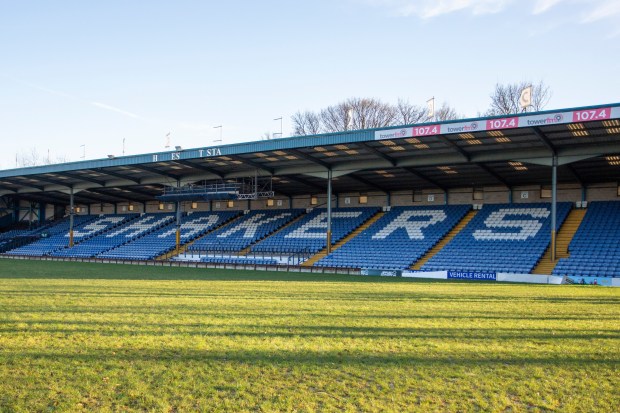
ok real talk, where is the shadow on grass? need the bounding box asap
[5,307,620,321]
[5,347,619,367]
[1,320,619,341]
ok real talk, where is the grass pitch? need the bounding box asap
[0,259,618,412]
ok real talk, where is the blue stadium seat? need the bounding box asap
[97,211,239,260]
[251,207,380,255]
[188,209,305,253]
[316,205,470,269]
[421,202,572,274]
[553,201,620,278]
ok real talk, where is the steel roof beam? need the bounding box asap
[286,149,331,169]
[439,137,471,161]
[55,171,106,186]
[280,176,325,192]
[229,155,274,175]
[133,165,180,180]
[475,163,511,188]
[85,188,146,203]
[401,167,446,191]
[96,169,141,184]
[358,143,397,167]
[565,164,585,186]
[347,173,390,193]
[174,160,223,179]
[531,127,557,155]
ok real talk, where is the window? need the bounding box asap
[541,188,552,199]
[75,207,81,213]
[158,203,164,210]
[128,204,134,211]
[191,202,198,209]
[473,190,484,201]
[311,197,318,205]
[266,199,274,207]
[227,200,234,208]
[359,195,368,204]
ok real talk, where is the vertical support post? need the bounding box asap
[551,155,558,262]
[39,203,46,225]
[176,181,182,254]
[326,169,333,254]
[386,192,391,207]
[444,190,449,205]
[87,204,91,215]
[69,187,74,247]
[581,186,587,203]
[12,198,19,224]
[508,188,513,204]
[28,203,33,229]
[114,203,118,214]
[288,196,293,209]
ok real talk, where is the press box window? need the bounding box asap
[359,195,368,204]
[541,188,552,199]
[311,197,318,205]
[473,190,484,201]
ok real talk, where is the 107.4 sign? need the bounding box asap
[572,108,611,122]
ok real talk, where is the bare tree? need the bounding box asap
[395,99,428,125]
[291,111,322,136]
[347,97,396,130]
[435,102,461,121]
[291,97,464,135]
[16,147,67,167]
[486,80,551,115]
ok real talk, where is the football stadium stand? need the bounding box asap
[188,209,305,253]
[553,201,620,277]
[421,203,572,274]
[316,205,470,269]
[1,103,619,278]
[96,211,239,260]
[251,207,380,255]
[6,215,99,256]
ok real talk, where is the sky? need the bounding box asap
[0,0,619,170]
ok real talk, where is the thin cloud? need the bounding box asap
[357,0,619,23]
[581,0,620,23]
[90,102,145,120]
[1,73,149,122]
[532,0,566,14]
[361,0,513,18]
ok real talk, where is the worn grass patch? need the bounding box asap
[0,259,618,412]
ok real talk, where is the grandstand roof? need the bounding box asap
[1,103,619,205]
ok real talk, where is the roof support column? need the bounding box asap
[39,202,46,225]
[176,181,182,255]
[551,155,558,262]
[69,187,75,247]
[326,169,333,255]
